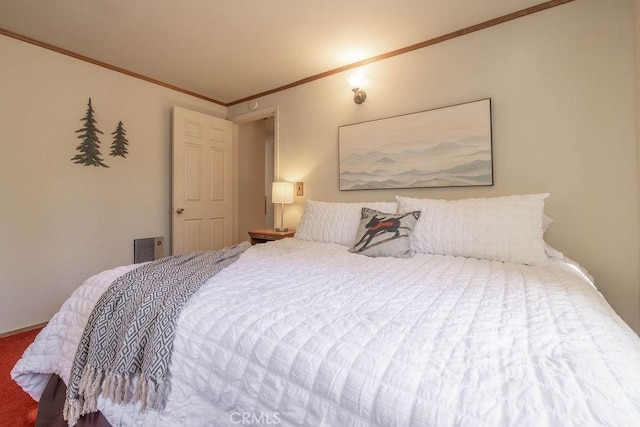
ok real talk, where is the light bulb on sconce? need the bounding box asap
[347,73,367,104]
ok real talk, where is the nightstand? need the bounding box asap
[248,229,295,245]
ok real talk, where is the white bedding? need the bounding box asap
[12,238,640,426]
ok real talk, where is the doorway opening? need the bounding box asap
[232,107,279,243]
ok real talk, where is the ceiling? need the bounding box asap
[0,0,559,106]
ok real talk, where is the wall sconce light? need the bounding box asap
[347,73,367,105]
[352,87,367,104]
[272,181,294,232]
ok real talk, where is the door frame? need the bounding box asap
[230,105,281,240]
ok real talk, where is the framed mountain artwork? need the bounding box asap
[339,98,493,190]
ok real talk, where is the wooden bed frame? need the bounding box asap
[36,374,110,427]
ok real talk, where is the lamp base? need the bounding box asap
[275,227,289,232]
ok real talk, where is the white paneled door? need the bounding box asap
[172,107,234,255]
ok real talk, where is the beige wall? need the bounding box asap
[0,35,225,333]
[229,0,640,332]
[633,0,640,331]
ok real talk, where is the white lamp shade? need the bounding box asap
[272,181,294,204]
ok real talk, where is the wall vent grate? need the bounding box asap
[134,237,164,263]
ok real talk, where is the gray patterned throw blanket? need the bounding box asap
[63,242,251,426]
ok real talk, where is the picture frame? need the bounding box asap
[338,98,493,190]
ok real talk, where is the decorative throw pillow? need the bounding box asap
[349,208,421,258]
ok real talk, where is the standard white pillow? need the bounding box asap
[396,194,549,265]
[295,200,398,246]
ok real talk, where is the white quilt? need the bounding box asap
[12,239,640,426]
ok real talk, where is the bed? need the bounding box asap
[12,195,640,426]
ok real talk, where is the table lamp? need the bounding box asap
[271,181,294,232]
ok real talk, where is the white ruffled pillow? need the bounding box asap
[396,194,549,264]
[295,200,397,246]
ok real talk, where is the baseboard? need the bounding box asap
[0,322,48,339]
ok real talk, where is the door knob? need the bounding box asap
[176,208,185,214]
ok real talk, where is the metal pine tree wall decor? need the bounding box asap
[71,98,109,168]
[110,121,129,158]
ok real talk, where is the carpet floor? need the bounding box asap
[0,328,42,427]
